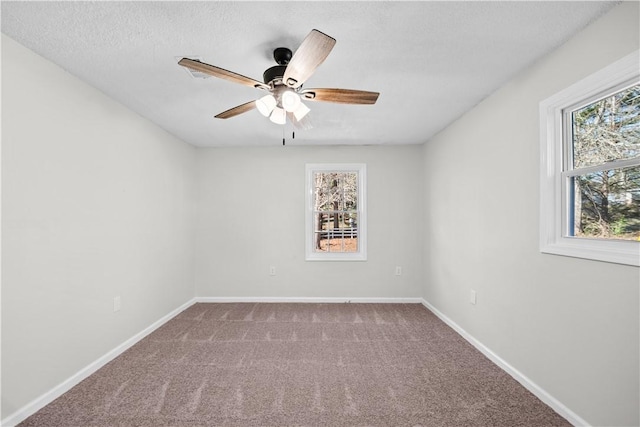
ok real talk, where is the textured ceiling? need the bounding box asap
[1,1,616,147]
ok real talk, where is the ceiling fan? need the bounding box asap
[178,29,379,127]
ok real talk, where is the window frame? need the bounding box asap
[305,163,367,261]
[539,50,640,266]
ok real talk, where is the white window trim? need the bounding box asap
[539,50,640,266]
[305,163,367,261]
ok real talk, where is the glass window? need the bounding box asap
[306,164,366,261]
[539,51,640,266]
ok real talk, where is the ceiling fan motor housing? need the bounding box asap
[263,65,287,85]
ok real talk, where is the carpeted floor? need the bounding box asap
[19,303,570,426]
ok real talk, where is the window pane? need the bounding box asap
[570,165,640,240]
[313,172,358,211]
[312,211,359,253]
[571,84,640,169]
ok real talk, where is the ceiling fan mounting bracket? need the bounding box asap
[273,47,292,65]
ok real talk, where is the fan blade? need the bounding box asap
[215,101,257,119]
[283,29,336,88]
[300,88,379,105]
[179,58,268,90]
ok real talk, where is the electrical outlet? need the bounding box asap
[470,290,477,305]
[395,266,402,276]
[269,266,276,276]
[113,296,121,312]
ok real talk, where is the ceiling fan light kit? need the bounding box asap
[256,94,277,117]
[281,90,301,112]
[292,102,311,121]
[178,29,379,127]
[269,107,287,125]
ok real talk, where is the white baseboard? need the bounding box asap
[195,296,424,304]
[420,299,589,427]
[1,298,197,427]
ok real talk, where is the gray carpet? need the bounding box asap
[19,303,570,426]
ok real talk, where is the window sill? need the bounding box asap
[541,237,639,266]
[305,252,367,262]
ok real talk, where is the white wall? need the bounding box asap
[195,145,423,299]
[1,34,196,417]
[422,3,639,426]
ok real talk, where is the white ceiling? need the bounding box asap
[1,1,616,147]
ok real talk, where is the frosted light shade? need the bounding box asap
[256,94,277,117]
[293,102,310,121]
[281,90,301,112]
[269,107,286,125]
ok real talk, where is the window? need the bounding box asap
[305,164,367,261]
[540,51,640,266]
